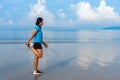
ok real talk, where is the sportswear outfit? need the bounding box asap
[33,25,43,49]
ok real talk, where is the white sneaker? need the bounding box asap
[28,43,33,47]
[33,70,42,75]
[30,43,33,46]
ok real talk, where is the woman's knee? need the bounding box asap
[36,49,43,58]
[34,54,42,59]
[37,53,43,58]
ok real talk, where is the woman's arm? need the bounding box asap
[26,30,37,47]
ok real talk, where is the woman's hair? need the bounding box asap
[36,17,43,25]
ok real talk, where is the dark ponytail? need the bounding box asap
[36,17,43,26]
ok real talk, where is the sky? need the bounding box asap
[0,0,120,29]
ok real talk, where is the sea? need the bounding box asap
[0,28,120,43]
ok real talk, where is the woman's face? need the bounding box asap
[39,21,43,26]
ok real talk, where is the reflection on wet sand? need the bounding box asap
[0,43,120,80]
[76,43,115,69]
[34,74,42,80]
[41,43,116,70]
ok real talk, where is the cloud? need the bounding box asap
[71,0,120,25]
[1,0,119,27]
[8,20,14,25]
[0,19,14,26]
[0,4,14,26]
[26,0,120,27]
[57,9,66,19]
[27,0,75,27]
[27,0,56,26]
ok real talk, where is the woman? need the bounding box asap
[26,17,48,75]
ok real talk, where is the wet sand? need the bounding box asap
[0,42,120,80]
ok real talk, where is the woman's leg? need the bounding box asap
[34,49,43,72]
[34,55,39,72]
[29,44,43,73]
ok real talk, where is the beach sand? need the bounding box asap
[0,42,120,80]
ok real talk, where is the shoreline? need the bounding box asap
[0,41,120,44]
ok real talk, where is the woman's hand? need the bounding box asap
[26,41,30,47]
[43,42,48,48]
[44,43,48,48]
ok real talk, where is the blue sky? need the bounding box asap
[0,0,120,29]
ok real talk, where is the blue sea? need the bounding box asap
[0,29,120,43]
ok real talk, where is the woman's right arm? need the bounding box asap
[26,30,37,47]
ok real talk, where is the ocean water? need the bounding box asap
[0,29,120,43]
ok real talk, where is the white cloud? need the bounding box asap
[8,20,14,25]
[57,9,66,19]
[27,0,56,26]
[2,0,119,27]
[71,0,120,25]
[12,0,120,27]
[0,19,14,26]
[27,0,75,27]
